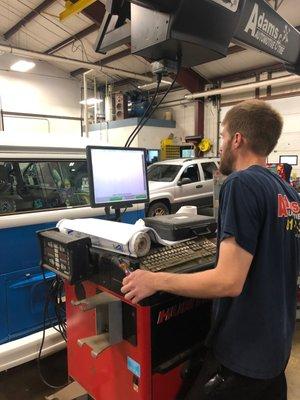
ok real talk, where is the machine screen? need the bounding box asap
[180,147,195,158]
[146,149,160,164]
[87,146,149,207]
[279,155,298,165]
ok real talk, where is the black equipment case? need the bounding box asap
[144,213,216,241]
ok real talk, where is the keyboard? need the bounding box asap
[139,237,216,273]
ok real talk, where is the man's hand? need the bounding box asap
[121,270,157,304]
[121,237,253,302]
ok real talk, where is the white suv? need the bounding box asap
[146,158,219,216]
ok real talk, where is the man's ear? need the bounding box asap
[233,132,243,149]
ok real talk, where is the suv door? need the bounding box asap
[173,163,203,210]
[198,161,218,207]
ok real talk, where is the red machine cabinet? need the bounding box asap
[65,281,211,400]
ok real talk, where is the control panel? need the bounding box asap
[38,229,92,284]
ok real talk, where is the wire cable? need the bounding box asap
[124,73,162,147]
[124,75,162,147]
[11,0,96,62]
[37,269,68,389]
[116,207,128,222]
[126,61,181,147]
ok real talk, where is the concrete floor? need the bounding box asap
[0,322,299,400]
[0,350,68,400]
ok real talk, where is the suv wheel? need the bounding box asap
[147,201,170,217]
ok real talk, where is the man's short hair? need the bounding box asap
[223,99,283,156]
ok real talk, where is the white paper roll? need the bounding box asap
[176,206,197,216]
[129,231,151,257]
[56,218,153,257]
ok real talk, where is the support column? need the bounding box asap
[176,68,206,137]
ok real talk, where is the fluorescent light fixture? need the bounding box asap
[10,60,36,72]
[138,79,172,90]
[79,97,103,106]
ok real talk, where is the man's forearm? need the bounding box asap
[122,237,251,302]
[154,268,239,298]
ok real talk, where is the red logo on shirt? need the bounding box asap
[278,194,300,217]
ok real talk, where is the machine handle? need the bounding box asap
[196,184,203,188]
[71,291,119,311]
[154,346,198,374]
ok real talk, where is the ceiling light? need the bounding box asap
[138,80,172,90]
[79,97,103,106]
[10,60,36,72]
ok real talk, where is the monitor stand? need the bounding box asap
[104,204,133,222]
[113,207,121,222]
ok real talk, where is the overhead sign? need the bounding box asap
[244,2,290,56]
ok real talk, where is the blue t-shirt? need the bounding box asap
[211,165,300,379]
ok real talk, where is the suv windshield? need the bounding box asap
[147,164,181,182]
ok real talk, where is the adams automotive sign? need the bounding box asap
[244,2,290,55]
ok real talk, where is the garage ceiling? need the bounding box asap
[0,0,299,87]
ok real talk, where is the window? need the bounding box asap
[180,164,199,183]
[0,160,89,215]
[147,164,181,182]
[201,162,217,180]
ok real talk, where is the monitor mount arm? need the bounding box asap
[95,0,300,75]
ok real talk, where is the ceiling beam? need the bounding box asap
[44,2,106,56]
[45,23,99,54]
[94,47,132,65]
[213,62,285,83]
[4,0,55,40]
[227,44,247,55]
[176,67,207,92]
[175,67,207,138]
[71,48,132,77]
[81,1,106,25]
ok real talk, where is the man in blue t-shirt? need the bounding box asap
[121,99,300,399]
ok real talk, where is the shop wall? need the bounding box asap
[0,54,81,137]
[221,95,300,177]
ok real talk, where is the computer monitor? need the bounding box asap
[279,155,298,165]
[86,146,149,208]
[146,149,160,164]
[180,146,195,158]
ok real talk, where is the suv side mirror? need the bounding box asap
[177,177,192,186]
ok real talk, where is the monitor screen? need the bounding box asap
[279,155,298,165]
[147,149,160,164]
[181,147,195,158]
[87,146,149,207]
